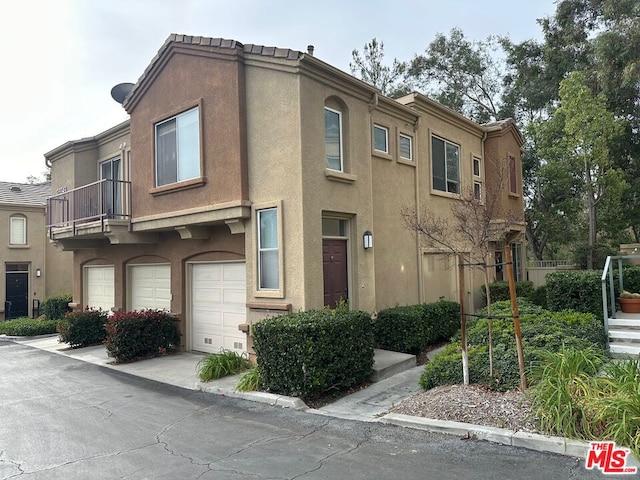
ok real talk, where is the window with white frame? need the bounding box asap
[324,107,343,171]
[431,135,460,194]
[473,156,482,200]
[10,215,26,245]
[155,107,200,187]
[257,208,279,290]
[373,125,388,154]
[399,134,413,161]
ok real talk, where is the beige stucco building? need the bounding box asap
[0,182,72,320]
[45,34,525,354]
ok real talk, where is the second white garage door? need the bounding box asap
[191,262,246,354]
[129,264,172,311]
[85,266,115,312]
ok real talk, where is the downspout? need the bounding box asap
[474,130,488,313]
[414,116,424,303]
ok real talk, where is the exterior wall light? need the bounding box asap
[36,268,41,277]
[363,230,373,249]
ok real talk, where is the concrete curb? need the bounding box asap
[380,413,590,459]
[0,333,58,342]
[196,381,309,411]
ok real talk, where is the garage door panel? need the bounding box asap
[85,266,115,312]
[222,264,245,282]
[223,288,245,306]
[130,265,171,311]
[191,263,246,354]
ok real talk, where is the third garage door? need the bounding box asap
[191,262,246,354]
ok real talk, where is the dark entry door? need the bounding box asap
[323,239,348,308]
[6,272,28,319]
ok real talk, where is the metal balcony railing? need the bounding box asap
[46,179,131,237]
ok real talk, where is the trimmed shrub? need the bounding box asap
[420,300,606,391]
[529,285,548,309]
[57,309,108,348]
[41,293,73,320]
[479,280,535,304]
[0,318,58,336]
[252,309,374,400]
[546,266,640,317]
[374,300,460,354]
[104,310,180,363]
[545,270,602,317]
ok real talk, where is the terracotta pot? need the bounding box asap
[618,297,640,313]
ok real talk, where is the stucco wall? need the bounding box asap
[0,206,46,319]
[127,45,248,220]
[72,226,244,349]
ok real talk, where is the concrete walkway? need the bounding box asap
[2,333,603,462]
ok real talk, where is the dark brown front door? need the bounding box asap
[323,239,348,308]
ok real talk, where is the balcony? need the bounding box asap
[46,179,147,249]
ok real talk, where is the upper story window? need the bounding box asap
[373,125,388,154]
[432,135,460,194]
[508,155,518,195]
[324,107,343,172]
[399,134,413,161]
[155,107,200,187]
[473,156,483,200]
[10,215,26,245]
[257,208,279,290]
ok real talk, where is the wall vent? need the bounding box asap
[233,342,243,350]
[204,337,212,345]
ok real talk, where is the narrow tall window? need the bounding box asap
[258,208,279,290]
[399,134,413,161]
[324,107,343,171]
[431,136,460,194]
[10,216,26,245]
[373,125,388,154]
[511,242,523,281]
[509,155,518,194]
[473,156,482,200]
[155,107,200,187]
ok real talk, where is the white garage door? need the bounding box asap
[129,264,171,311]
[191,262,246,354]
[85,266,115,312]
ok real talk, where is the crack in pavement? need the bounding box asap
[289,424,373,480]
[0,448,25,478]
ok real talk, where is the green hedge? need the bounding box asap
[546,266,640,317]
[252,309,374,400]
[0,318,58,336]
[528,285,548,309]
[104,310,180,363]
[374,300,460,354]
[420,300,606,391]
[41,293,73,320]
[57,309,108,348]
[479,281,535,304]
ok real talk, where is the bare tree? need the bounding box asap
[401,158,524,385]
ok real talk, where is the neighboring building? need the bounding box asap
[45,34,525,354]
[0,182,72,320]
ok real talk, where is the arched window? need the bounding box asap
[9,215,26,245]
[324,97,349,173]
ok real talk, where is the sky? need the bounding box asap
[0,0,558,184]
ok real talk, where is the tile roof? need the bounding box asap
[0,182,51,207]
[124,34,304,108]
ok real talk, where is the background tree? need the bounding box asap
[349,38,408,97]
[407,28,504,123]
[532,71,626,269]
